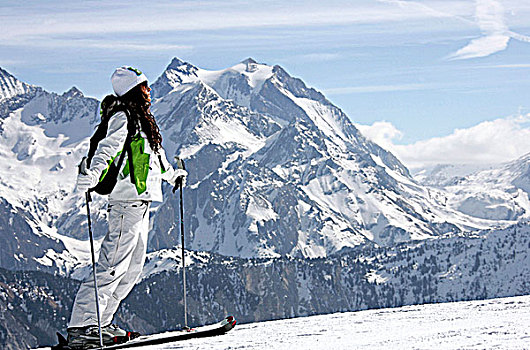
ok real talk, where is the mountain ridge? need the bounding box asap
[0,58,521,271]
[0,67,38,102]
[146,57,504,257]
[0,59,528,350]
[418,153,530,221]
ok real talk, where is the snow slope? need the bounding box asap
[413,163,498,187]
[0,67,37,102]
[0,77,102,272]
[148,57,509,258]
[151,58,273,108]
[417,154,530,221]
[165,296,530,349]
[34,295,530,349]
[0,58,523,272]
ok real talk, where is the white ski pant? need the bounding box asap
[69,200,150,328]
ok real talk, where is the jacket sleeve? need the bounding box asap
[89,111,129,178]
[158,147,177,183]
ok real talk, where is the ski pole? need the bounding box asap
[172,158,187,329]
[85,191,104,347]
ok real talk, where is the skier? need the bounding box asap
[67,66,187,349]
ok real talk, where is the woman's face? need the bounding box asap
[140,83,151,103]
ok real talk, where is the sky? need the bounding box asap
[1,0,530,169]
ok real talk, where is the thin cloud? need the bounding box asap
[474,63,530,69]
[508,30,530,43]
[376,0,463,20]
[379,0,530,60]
[10,39,193,52]
[297,53,342,62]
[0,1,460,45]
[81,42,192,52]
[325,83,434,95]
[449,34,510,60]
[449,0,530,60]
[0,59,24,67]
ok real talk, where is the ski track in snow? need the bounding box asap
[88,295,528,350]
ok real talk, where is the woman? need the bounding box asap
[68,66,187,349]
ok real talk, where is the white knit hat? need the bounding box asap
[111,66,148,96]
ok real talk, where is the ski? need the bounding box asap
[49,316,236,350]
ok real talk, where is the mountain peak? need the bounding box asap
[164,57,199,79]
[0,66,12,78]
[0,66,20,85]
[239,58,270,75]
[167,57,186,69]
[241,58,258,65]
[166,57,197,72]
[62,86,83,98]
[150,58,199,98]
[0,67,36,102]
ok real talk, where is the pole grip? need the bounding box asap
[176,157,186,171]
[172,157,186,193]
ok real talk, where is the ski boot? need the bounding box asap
[51,324,140,349]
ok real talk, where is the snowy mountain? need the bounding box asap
[416,154,530,221]
[413,163,497,187]
[0,68,41,118]
[0,70,105,273]
[0,68,38,102]
[1,59,529,350]
[148,57,505,258]
[136,222,530,324]
[0,58,520,274]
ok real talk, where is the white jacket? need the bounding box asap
[89,111,176,202]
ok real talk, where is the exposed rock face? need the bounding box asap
[0,198,65,271]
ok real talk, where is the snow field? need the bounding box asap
[144,295,530,349]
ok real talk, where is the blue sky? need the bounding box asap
[1,0,530,168]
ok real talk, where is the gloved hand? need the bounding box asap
[78,156,88,175]
[76,169,99,193]
[171,169,188,189]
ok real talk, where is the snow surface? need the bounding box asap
[417,154,530,221]
[0,67,35,101]
[157,58,274,108]
[35,295,530,349]
[160,295,529,350]
[145,295,530,350]
[200,60,273,92]
[163,296,530,349]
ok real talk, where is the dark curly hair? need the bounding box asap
[119,82,162,153]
